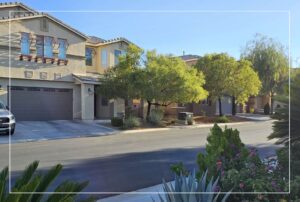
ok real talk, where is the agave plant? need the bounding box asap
[158,170,231,202]
[0,161,95,202]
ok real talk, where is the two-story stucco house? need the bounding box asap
[0,2,132,121]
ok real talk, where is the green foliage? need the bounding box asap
[241,34,289,113]
[98,46,208,118]
[229,59,261,105]
[264,103,270,115]
[195,54,261,116]
[197,124,288,201]
[122,116,141,129]
[197,124,247,175]
[111,117,123,127]
[290,176,300,201]
[195,53,236,102]
[269,69,300,195]
[170,162,189,176]
[0,161,93,202]
[97,44,144,100]
[159,170,231,202]
[142,51,208,106]
[149,109,164,126]
[214,116,229,123]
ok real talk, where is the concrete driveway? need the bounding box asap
[0,120,116,144]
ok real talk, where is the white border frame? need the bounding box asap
[8,9,291,195]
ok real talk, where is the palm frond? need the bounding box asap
[14,161,39,190]
[31,164,63,202]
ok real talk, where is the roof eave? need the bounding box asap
[0,14,88,40]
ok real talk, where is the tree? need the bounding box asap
[97,45,143,101]
[268,68,300,177]
[98,46,208,119]
[241,34,289,114]
[195,53,237,116]
[228,60,261,115]
[140,51,208,118]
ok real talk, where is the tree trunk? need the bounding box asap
[218,97,223,116]
[232,96,236,116]
[146,100,152,121]
[270,92,274,114]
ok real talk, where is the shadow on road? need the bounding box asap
[9,143,280,199]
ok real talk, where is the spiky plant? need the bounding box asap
[0,161,95,202]
[159,170,230,202]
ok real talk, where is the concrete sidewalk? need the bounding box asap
[99,182,166,202]
[236,113,272,121]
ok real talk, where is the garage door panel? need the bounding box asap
[10,86,73,121]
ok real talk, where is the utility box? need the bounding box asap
[178,112,193,123]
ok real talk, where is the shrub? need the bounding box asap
[159,170,231,202]
[197,124,288,201]
[149,109,164,126]
[264,103,270,115]
[197,124,247,175]
[215,116,229,123]
[122,116,141,129]
[0,161,94,202]
[111,117,123,127]
[170,162,189,176]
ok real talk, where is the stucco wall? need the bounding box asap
[95,94,112,119]
[81,83,94,120]
[0,17,86,82]
[87,42,128,74]
[95,95,125,119]
[73,84,81,119]
[0,6,32,18]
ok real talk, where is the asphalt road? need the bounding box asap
[0,121,279,199]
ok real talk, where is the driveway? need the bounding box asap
[0,120,116,144]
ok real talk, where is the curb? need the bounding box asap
[118,120,272,134]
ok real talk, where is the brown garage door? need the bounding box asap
[9,86,73,121]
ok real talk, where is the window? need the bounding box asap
[20,32,30,55]
[101,97,108,106]
[114,49,122,65]
[101,49,107,68]
[86,48,93,66]
[58,39,67,60]
[36,35,53,58]
[44,36,53,58]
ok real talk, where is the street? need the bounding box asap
[0,121,279,199]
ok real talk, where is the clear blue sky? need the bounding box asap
[17,0,300,66]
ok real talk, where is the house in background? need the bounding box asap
[178,54,200,66]
[0,2,134,121]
